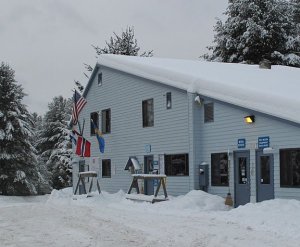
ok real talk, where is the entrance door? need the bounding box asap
[256,150,274,202]
[234,151,250,207]
[144,155,154,195]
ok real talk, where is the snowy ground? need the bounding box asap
[1,189,300,247]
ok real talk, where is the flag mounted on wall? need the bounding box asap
[69,130,77,145]
[91,119,105,153]
[72,90,87,125]
[75,136,91,157]
[69,129,81,145]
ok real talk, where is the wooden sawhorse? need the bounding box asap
[126,174,168,203]
[74,171,101,195]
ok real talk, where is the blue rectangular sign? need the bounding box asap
[237,138,246,149]
[258,136,270,148]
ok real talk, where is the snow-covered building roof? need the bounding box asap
[92,54,300,124]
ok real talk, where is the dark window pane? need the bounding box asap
[102,109,111,134]
[102,159,111,178]
[211,153,228,186]
[204,103,214,123]
[79,160,85,172]
[98,73,102,86]
[239,157,248,184]
[260,156,270,184]
[90,112,99,135]
[280,148,300,187]
[79,161,89,182]
[142,99,154,127]
[164,154,189,176]
[166,92,172,109]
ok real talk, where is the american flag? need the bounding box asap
[72,90,87,125]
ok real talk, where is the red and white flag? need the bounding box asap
[75,136,91,157]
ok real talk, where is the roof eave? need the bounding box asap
[82,62,100,98]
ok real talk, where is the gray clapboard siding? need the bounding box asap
[73,64,300,201]
[73,66,193,196]
[193,97,300,201]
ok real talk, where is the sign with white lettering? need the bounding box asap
[258,136,270,148]
[237,138,246,149]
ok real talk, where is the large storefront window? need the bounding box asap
[280,148,300,187]
[211,153,229,186]
[165,154,189,176]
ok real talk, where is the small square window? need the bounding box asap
[166,92,172,109]
[102,159,111,178]
[204,103,214,123]
[98,73,102,86]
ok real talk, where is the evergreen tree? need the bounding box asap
[0,63,39,195]
[76,26,153,92]
[37,96,72,190]
[204,0,300,67]
[31,113,52,194]
[291,0,300,51]
[92,26,153,57]
[292,0,300,23]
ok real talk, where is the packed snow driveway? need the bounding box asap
[0,189,300,247]
[0,199,145,247]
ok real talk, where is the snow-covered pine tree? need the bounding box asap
[292,0,300,23]
[76,26,153,92]
[93,27,153,57]
[0,62,39,195]
[37,96,72,190]
[31,113,52,194]
[204,0,300,67]
[290,0,300,53]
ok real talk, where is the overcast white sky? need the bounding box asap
[0,0,228,115]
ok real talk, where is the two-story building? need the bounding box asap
[72,54,300,207]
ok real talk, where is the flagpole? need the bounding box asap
[81,118,85,136]
[79,119,84,160]
[73,88,82,134]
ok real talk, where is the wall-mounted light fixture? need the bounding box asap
[194,95,204,106]
[244,115,255,124]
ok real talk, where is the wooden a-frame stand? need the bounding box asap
[74,171,101,195]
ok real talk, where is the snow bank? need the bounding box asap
[227,199,300,239]
[47,188,228,215]
[46,188,300,241]
[48,187,73,200]
[152,190,229,212]
[3,188,300,245]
